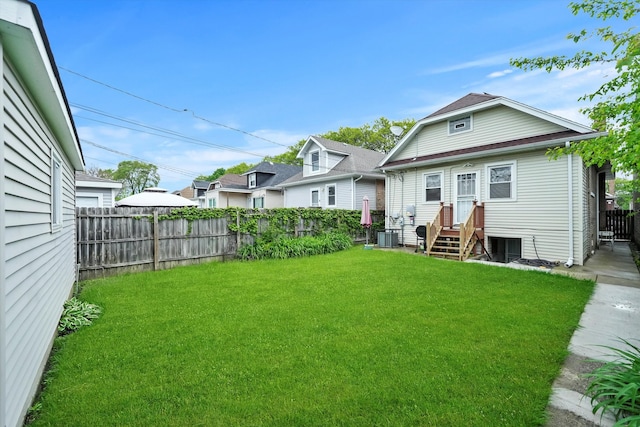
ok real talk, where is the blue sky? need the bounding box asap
[35,0,623,191]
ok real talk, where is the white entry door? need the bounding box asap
[456,172,477,224]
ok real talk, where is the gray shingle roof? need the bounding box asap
[280,137,385,185]
[246,161,302,187]
[75,171,120,184]
[426,93,499,118]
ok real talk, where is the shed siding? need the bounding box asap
[393,106,566,161]
[385,148,589,264]
[3,58,76,427]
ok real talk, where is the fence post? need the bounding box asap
[153,209,159,271]
[236,210,241,249]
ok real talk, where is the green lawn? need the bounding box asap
[32,247,594,426]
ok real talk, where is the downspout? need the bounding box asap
[352,175,363,210]
[565,141,574,268]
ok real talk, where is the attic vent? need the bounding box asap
[448,115,472,135]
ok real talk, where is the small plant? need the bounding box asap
[57,297,102,335]
[585,338,640,426]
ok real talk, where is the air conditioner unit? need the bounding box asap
[378,231,398,248]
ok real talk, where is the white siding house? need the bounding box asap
[75,172,122,207]
[379,93,609,265]
[1,2,84,426]
[280,136,385,211]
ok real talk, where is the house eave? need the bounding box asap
[280,172,385,187]
[76,180,122,189]
[379,131,606,171]
[0,1,84,170]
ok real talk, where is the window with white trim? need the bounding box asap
[51,150,62,230]
[252,196,264,208]
[448,115,472,135]
[208,198,217,208]
[424,172,443,203]
[248,173,257,188]
[326,184,336,207]
[311,151,319,172]
[311,189,319,207]
[487,162,515,200]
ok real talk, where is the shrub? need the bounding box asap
[238,232,352,260]
[585,338,640,426]
[57,297,102,335]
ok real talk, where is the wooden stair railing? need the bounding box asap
[425,201,485,261]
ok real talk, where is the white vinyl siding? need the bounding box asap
[3,58,77,427]
[393,106,567,161]
[354,179,376,210]
[385,149,587,262]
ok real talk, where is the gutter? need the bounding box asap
[565,141,574,268]
[352,175,363,210]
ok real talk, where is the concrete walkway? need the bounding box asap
[546,243,640,426]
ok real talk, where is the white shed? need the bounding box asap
[0,1,84,426]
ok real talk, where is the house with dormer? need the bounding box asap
[280,136,385,210]
[378,93,611,265]
[204,163,301,209]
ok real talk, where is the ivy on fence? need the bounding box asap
[154,207,385,237]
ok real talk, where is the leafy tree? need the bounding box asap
[85,165,115,180]
[112,160,160,198]
[510,0,640,188]
[196,167,226,182]
[321,117,416,153]
[225,162,255,175]
[615,178,634,209]
[262,117,417,166]
[264,140,305,166]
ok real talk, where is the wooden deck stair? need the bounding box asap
[425,202,485,261]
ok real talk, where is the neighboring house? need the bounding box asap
[192,180,209,208]
[279,136,385,210]
[1,2,84,427]
[75,172,122,207]
[204,173,246,208]
[204,162,301,208]
[173,185,195,199]
[378,93,610,265]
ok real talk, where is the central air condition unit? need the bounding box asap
[378,231,398,248]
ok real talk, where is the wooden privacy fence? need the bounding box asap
[76,207,384,280]
[603,209,634,240]
[77,207,234,280]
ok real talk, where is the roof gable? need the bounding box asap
[380,93,597,168]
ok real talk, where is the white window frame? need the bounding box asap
[310,150,320,173]
[310,188,320,207]
[448,115,473,135]
[252,196,264,209]
[423,171,444,203]
[248,173,257,189]
[208,197,217,208]
[486,161,517,201]
[51,150,63,232]
[326,183,337,207]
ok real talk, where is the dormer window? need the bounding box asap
[248,173,257,188]
[448,115,472,135]
[311,151,319,172]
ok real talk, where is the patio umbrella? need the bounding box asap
[360,196,372,245]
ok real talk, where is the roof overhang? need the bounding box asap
[296,135,350,159]
[0,1,84,170]
[379,131,607,171]
[279,172,385,187]
[76,180,122,189]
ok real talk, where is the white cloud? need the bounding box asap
[487,69,513,79]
